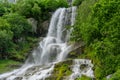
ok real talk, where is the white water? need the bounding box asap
[0,7,77,80]
[0,6,94,80]
[69,59,94,80]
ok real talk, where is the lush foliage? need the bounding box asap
[0,0,12,16]
[46,60,72,80]
[73,0,84,6]
[76,76,92,80]
[0,60,21,74]
[0,14,34,60]
[3,13,32,40]
[72,0,120,79]
[110,69,120,80]
[0,0,69,73]
[12,0,68,20]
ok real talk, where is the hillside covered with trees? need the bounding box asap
[0,0,120,80]
[72,0,120,79]
[0,0,68,73]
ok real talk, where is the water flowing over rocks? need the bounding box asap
[0,6,94,80]
[69,59,94,80]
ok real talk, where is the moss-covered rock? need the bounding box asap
[68,42,85,59]
[46,60,73,80]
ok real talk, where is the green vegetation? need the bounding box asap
[1,0,120,79]
[76,75,92,80]
[55,64,71,80]
[73,0,84,6]
[72,0,120,79]
[12,0,68,20]
[0,13,33,60]
[0,0,68,73]
[54,63,72,80]
[46,60,72,80]
[0,60,21,74]
[110,69,120,80]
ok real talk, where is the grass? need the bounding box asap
[0,37,39,74]
[10,36,39,61]
[76,75,92,80]
[46,60,73,80]
[0,60,22,74]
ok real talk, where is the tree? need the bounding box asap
[32,3,41,20]
[0,18,13,59]
[3,13,32,42]
[0,3,6,16]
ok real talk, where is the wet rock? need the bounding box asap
[37,20,50,37]
[28,18,38,33]
[80,64,88,70]
[14,77,23,80]
[68,42,85,59]
[106,74,112,80]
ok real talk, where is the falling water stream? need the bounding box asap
[69,59,94,80]
[0,6,94,80]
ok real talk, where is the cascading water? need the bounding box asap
[0,6,77,80]
[69,59,94,80]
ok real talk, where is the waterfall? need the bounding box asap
[0,6,77,80]
[69,59,94,80]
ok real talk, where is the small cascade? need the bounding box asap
[71,7,77,26]
[69,59,94,80]
[0,6,77,80]
[0,5,94,80]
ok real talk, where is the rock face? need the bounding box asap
[27,18,50,37]
[69,59,94,80]
[67,0,73,5]
[46,59,94,80]
[0,6,77,80]
[37,20,50,37]
[0,6,95,80]
[41,20,50,32]
[28,18,38,33]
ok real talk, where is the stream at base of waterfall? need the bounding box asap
[0,7,94,80]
